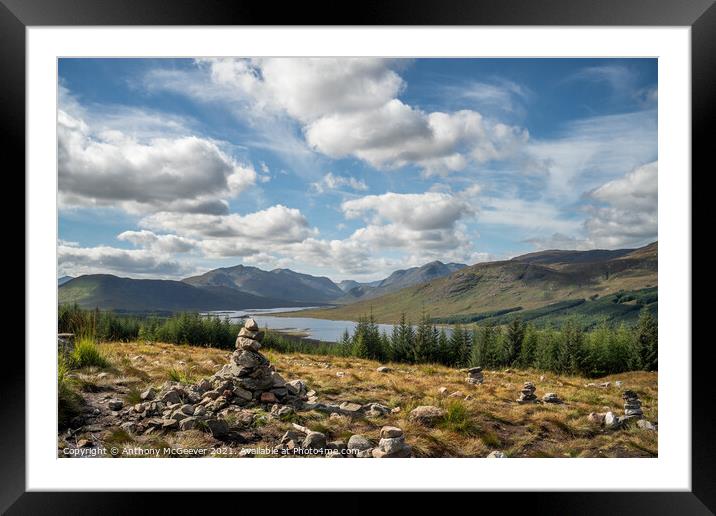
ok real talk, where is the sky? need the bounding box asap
[57,58,658,282]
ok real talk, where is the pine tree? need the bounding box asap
[340,328,352,357]
[636,307,658,371]
[505,318,526,365]
[437,328,449,365]
[414,312,435,363]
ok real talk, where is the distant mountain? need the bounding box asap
[183,265,344,303]
[58,275,74,286]
[58,274,319,312]
[338,261,467,302]
[294,242,657,323]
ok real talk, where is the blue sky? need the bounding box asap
[58,58,657,282]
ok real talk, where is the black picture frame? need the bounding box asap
[4,0,711,512]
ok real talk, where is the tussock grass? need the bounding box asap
[72,337,110,369]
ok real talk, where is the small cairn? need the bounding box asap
[372,426,412,458]
[621,390,644,420]
[466,367,484,385]
[542,392,563,404]
[516,382,538,404]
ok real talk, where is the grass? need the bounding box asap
[59,340,658,458]
[167,367,195,384]
[58,357,82,429]
[71,336,110,369]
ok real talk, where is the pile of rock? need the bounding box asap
[114,318,309,439]
[466,367,484,385]
[622,390,644,420]
[516,382,538,403]
[542,392,563,404]
[372,426,412,458]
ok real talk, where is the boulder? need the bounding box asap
[376,366,392,373]
[236,337,261,351]
[380,426,404,439]
[179,417,198,431]
[339,401,363,413]
[140,388,156,401]
[243,318,259,331]
[205,418,229,438]
[238,327,263,340]
[487,451,506,458]
[347,434,373,451]
[409,405,445,426]
[302,431,327,450]
[107,399,123,411]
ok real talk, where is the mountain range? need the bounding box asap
[292,242,658,324]
[58,260,466,312]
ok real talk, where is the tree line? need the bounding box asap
[58,304,657,377]
[334,310,657,377]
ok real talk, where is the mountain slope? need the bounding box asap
[183,265,344,303]
[59,274,318,312]
[338,261,467,302]
[289,242,657,323]
[58,275,74,286]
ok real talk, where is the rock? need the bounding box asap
[161,390,183,405]
[76,438,91,448]
[270,371,286,387]
[622,390,644,419]
[205,418,229,438]
[161,418,179,429]
[391,407,401,414]
[516,382,538,404]
[487,451,506,458]
[196,379,212,393]
[140,388,156,401]
[356,448,375,458]
[438,387,448,396]
[236,336,261,351]
[448,391,464,398]
[339,401,363,413]
[302,431,327,450]
[243,318,259,331]
[238,327,263,340]
[615,380,623,387]
[604,411,621,429]
[179,417,198,431]
[380,426,404,439]
[599,382,611,388]
[260,392,278,404]
[120,422,136,433]
[409,405,445,426]
[336,371,346,377]
[193,405,206,417]
[180,404,194,415]
[232,387,253,401]
[347,434,373,451]
[542,393,563,404]
[286,380,307,396]
[276,406,294,417]
[107,399,123,411]
[365,403,390,417]
[637,419,656,431]
[588,412,606,425]
[376,366,392,373]
[466,367,484,385]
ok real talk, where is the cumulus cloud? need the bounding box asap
[582,161,657,248]
[117,230,197,253]
[311,172,368,193]
[58,244,191,278]
[58,106,257,214]
[147,58,528,175]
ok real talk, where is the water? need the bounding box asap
[205,307,399,343]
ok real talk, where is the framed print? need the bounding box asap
[5,0,712,511]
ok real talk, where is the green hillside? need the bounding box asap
[286,242,657,324]
[58,274,319,312]
[432,287,657,328]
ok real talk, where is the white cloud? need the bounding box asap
[58,244,191,278]
[58,106,257,214]
[117,230,197,253]
[583,161,657,248]
[147,58,528,175]
[311,172,368,193]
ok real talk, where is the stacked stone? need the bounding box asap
[542,392,563,404]
[622,390,644,420]
[516,382,538,403]
[466,366,484,385]
[372,426,412,458]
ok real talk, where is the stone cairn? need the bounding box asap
[113,318,413,456]
[466,367,484,385]
[516,382,538,404]
[621,390,644,420]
